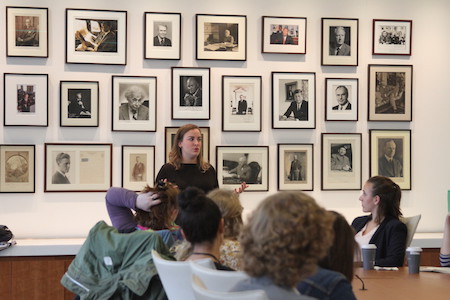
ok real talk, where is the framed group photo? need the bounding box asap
[368,64,413,121]
[321,18,358,66]
[277,144,313,191]
[196,14,247,61]
[373,19,412,55]
[6,6,48,57]
[60,81,99,127]
[262,16,307,54]
[0,145,35,193]
[165,127,210,163]
[144,12,181,60]
[222,75,262,132]
[122,146,155,191]
[325,78,358,121]
[370,130,411,190]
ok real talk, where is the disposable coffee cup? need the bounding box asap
[361,244,377,270]
[406,246,422,274]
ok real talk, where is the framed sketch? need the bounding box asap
[321,18,358,66]
[3,73,48,127]
[262,16,307,54]
[373,19,412,55]
[272,72,316,129]
[216,146,269,191]
[321,133,362,190]
[278,144,313,191]
[44,143,112,192]
[112,76,157,132]
[122,145,155,191]
[6,6,48,57]
[196,14,246,61]
[368,64,413,121]
[60,81,99,127]
[325,78,358,121]
[222,76,262,132]
[144,12,181,60]
[370,130,411,190]
[0,145,35,193]
[172,67,210,120]
[165,127,210,163]
[66,8,127,65]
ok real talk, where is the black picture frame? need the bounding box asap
[277,144,313,191]
[262,16,307,54]
[321,18,359,66]
[372,19,412,56]
[325,78,358,121]
[122,145,155,191]
[144,12,181,60]
[60,81,99,127]
[0,144,35,193]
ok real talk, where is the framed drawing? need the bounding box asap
[112,75,157,132]
[272,72,316,129]
[373,19,412,55]
[321,133,362,190]
[321,18,358,66]
[262,16,307,54]
[165,127,210,163]
[172,67,210,120]
[144,12,181,60]
[122,145,155,191]
[370,130,411,190]
[325,78,358,121]
[278,144,313,191]
[222,75,262,132]
[66,8,127,65]
[3,73,48,127]
[6,6,48,57]
[368,64,413,121]
[0,145,35,193]
[44,143,112,192]
[196,14,246,61]
[60,81,99,127]
[216,146,269,191]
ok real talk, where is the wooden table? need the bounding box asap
[352,267,450,300]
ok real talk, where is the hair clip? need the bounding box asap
[157,179,167,190]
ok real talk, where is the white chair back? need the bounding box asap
[400,214,422,247]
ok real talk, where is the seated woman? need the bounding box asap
[352,176,407,267]
[440,212,450,267]
[232,191,334,300]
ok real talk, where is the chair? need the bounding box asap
[400,214,422,247]
[247,162,261,184]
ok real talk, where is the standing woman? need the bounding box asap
[352,176,407,267]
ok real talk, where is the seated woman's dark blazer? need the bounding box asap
[352,215,407,267]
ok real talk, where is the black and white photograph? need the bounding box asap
[60,81,99,127]
[278,144,313,191]
[322,18,358,66]
[145,12,181,60]
[0,145,35,193]
[122,146,155,191]
[373,19,412,55]
[325,78,358,121]
[165,127,209,163]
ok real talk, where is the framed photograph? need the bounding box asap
[3,73,48,127]
[0,145,35,193]
[196,14,246,61]
[165,127,210,163]
[6,6,48,57]
[172,67,210,120]
[325,78,358,121]
[321,133,362,190]
[112,75,157,131]
[66,8,127,65]
[222,75,262,132]
[60,81,99,127]
[370,130,411,190]
[144,12,181,60]
[278,144,313,191]
[262,16,307,54]
[368,64,413,121]
[321,18,358,66]
[216,146,269,191]
[122,145,155,191]
[44,143,112,192]
[373,19,412,55]
[272,72,316,129]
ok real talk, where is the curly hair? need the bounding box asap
[240,191,334,288]
[207,189,243,240]
[367,176,402,223]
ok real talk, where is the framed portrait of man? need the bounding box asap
[145,12,181,60]
[0,144,35,193]
[321,18,358,66]
[60,81,99,127]
[122,146,155,191]
[278,144,313,191]
[325,78,358,121]
[262,16,307,54]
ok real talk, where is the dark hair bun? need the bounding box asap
[178,187,206,211]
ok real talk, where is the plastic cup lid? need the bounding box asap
[407,246,422,252]
[362,244,377,249]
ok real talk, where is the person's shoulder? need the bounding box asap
[160,163,176,171]
[352,215,369,226]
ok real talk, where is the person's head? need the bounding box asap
[186,77,199,94]
[158,24,167,38]
[293,89,303,103]
[334,26,346,45]
[238,155,248,166]
[335,86,349,106]
[169,124,208,171]
[384,140,397,159]
[239,95,245,100]
[382,30,388,37]
[282,27,289,36]
[207,189,243,240]
[101,21,112,32]
[135,156,141,163]
[338,146,347,156]
[124,86,145,111]
[56,153,70,174]
[240,191,334,287]
[25,19,31,28]
[224,29,230,37]
[293,154,298,160]
[76,92,82,101]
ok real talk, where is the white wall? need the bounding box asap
[1,0,449,238]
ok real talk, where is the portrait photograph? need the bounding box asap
[368,64,413,121]
[222,76,262,132]
[60,81,99,127]
[165,127,209,163]
[0,145,35,193]
[66,9,127,65]
[262,16,307,54]
[370,130,411,190]
[122,146,155,191]
[278,144,313,191]
[112,76,157,131]
[145,12,181,60]
[373,19,412,55]
[325,78,358,121]
[272,72,316,129]
[321,18,358,66]
[196,14,246,61]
